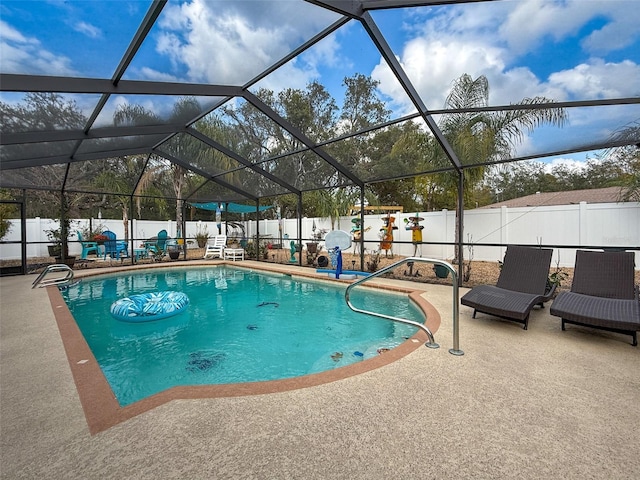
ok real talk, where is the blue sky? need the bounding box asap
[1,0,639,167]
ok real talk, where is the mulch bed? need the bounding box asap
[5,248,639,293]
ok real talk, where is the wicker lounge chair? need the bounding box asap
[461,245,554,330]
[550,250,639,346]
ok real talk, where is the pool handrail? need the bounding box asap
[31,263,75,289]
[344,257,464,356]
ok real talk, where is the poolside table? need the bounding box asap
[224,248,244,261]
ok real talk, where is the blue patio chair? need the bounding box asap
[145,229,168,260]
[77,231,100,259]
[103,230,129,260]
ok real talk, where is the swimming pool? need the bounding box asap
[61,266,423,406]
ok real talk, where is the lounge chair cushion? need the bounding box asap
[461,285,546,322]
[550,292,640,332]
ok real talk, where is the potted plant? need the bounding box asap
[307,227,327,254]
[93,233,108,245]
[545,262,568,298]
[45,217,77,267]
[46,228,62,257]
[195,225,209,248]
[168,244,181,260]
[366,249,381,272]
[433,264,450,279]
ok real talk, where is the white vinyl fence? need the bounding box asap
[1,201,638,268]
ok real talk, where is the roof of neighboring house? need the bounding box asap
[481,186,624,208]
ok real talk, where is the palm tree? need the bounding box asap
[608,122,640,202]
[426,74,567,256]
[312,188,360,231]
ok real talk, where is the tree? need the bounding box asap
[331,74,392,182]
[0,93,90,218]
[425,74,567,253]
[607,122,640,202]
[113,98,205,232]
[0,190,18,240]
[92,157,153,240]
[306,188,360,230]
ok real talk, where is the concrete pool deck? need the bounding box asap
[1,260,639,479]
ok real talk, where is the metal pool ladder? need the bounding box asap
[31,264,75,289]
[344,257,464,356]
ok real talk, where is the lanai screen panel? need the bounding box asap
[160,133,246,177]
[321,117,441,183]
[75,135,166,158]
[0,92,100,132]
[91,95,223,129]
[371,2,640,109]
[123,0,341,86]
[209,98,305,163]
[1,141,79,167]
[259,150,356,192]
[0,165,67,191]
[248,18,413,143]
[370,1,640,164]
[0,1,146,77]
[64,156,149,195]
[186,178,254,204]
[426,104,640,169]
[214,167,291,199]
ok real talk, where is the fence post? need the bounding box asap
[441,209,448,259]
[579,201,587,245]
[500,206,508,247]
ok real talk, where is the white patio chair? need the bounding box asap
[203,235,227,259]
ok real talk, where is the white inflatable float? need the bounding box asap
[110,291,189,322]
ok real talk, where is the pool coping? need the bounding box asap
[49,261,441,435]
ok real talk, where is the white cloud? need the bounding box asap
[0,30,75,76]
[135,66,182,83]
[372,36,513,112]
[373,0,640,113]
[0,18,79,76]
[542,157,589,174]
[73,21,101,39]
[549,59,640,99]
[498,0,597,55]
[154,0,338,88]
[251,60,318,93]
[0,20,35,44]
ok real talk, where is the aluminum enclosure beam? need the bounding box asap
[0,74,244,97]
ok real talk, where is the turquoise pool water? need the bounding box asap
[61,266,421,406]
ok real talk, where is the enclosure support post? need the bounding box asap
[457,172,464,287]
[129,195,135,262]
[359,186,365,271]
[297,193,303,266]
[20,190,26,275]
[255,201,260,261]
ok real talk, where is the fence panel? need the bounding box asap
[1,201,638,267]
